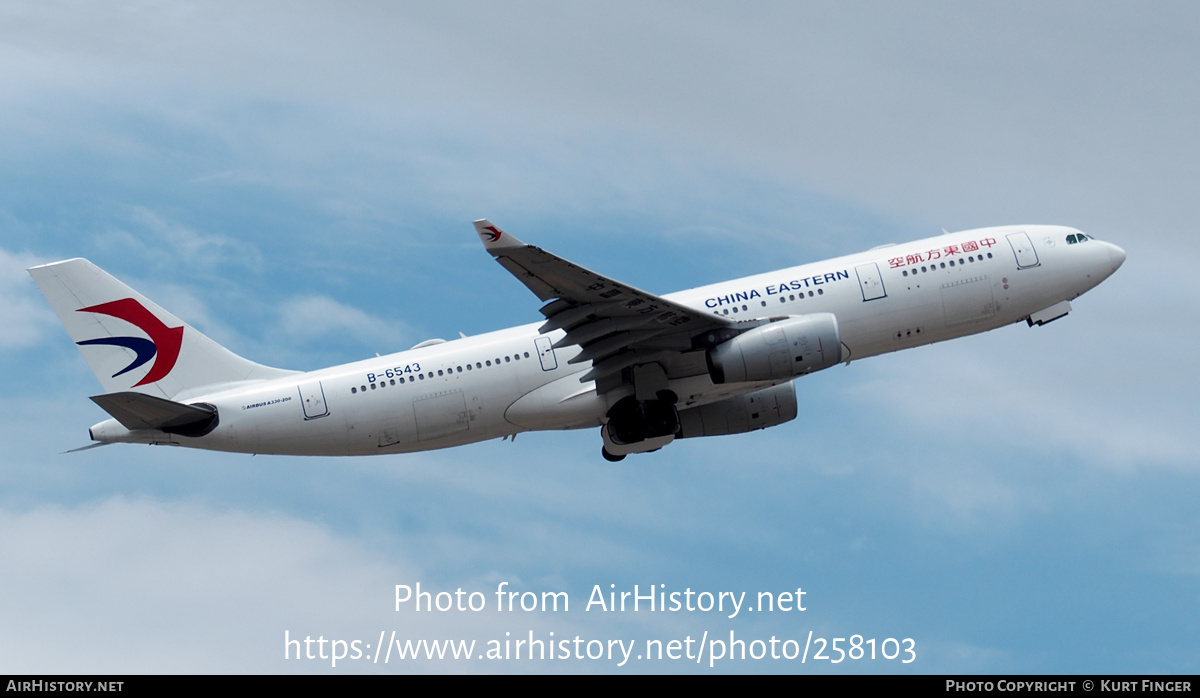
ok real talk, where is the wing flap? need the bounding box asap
[538,302,616,333]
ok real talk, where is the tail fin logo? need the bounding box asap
[480,225,503,243]
[75,299,184,386]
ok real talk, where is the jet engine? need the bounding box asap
[706,313,841,384]
[676,382,797,438]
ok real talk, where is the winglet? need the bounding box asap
[473,219,525,252]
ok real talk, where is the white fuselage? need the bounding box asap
[90,225,1124,455]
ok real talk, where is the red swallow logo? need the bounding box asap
[481,225,503,243]
[76,299,184,386]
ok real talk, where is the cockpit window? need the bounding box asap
[1066,233,1090,244]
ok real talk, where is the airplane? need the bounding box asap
[29,221,1125,461]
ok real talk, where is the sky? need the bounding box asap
[1,1,1197,674]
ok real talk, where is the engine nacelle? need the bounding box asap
[677,383,798,438]
[706,313,841,384]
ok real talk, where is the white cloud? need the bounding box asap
[846,288,1198,473]
[276,294,411,354]
[6,2,1199,253]
[0,497,386,672]
[0,494,826,673]
[0,497,623,673]
[0,246,55,349]
[93,206,263,272]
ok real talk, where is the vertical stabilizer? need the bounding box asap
[29,259,296,399]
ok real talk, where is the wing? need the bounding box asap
[474,219,738,392]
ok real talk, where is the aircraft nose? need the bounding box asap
[1107,242,1126,274]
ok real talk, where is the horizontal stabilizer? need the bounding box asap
[90,391,218,435]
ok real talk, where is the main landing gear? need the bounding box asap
[599,391,679,462]
[601,447,626,462]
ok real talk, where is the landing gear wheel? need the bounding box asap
[602,447,626,462]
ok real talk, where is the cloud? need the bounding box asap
[0,2,1185,214]
[0,494,821,673]
[275,294,411,354]
[0,496,608,673]
[0,246,55,349]
[93,206,263,272]
[845,278,1198,474]
[0,497,387,672]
